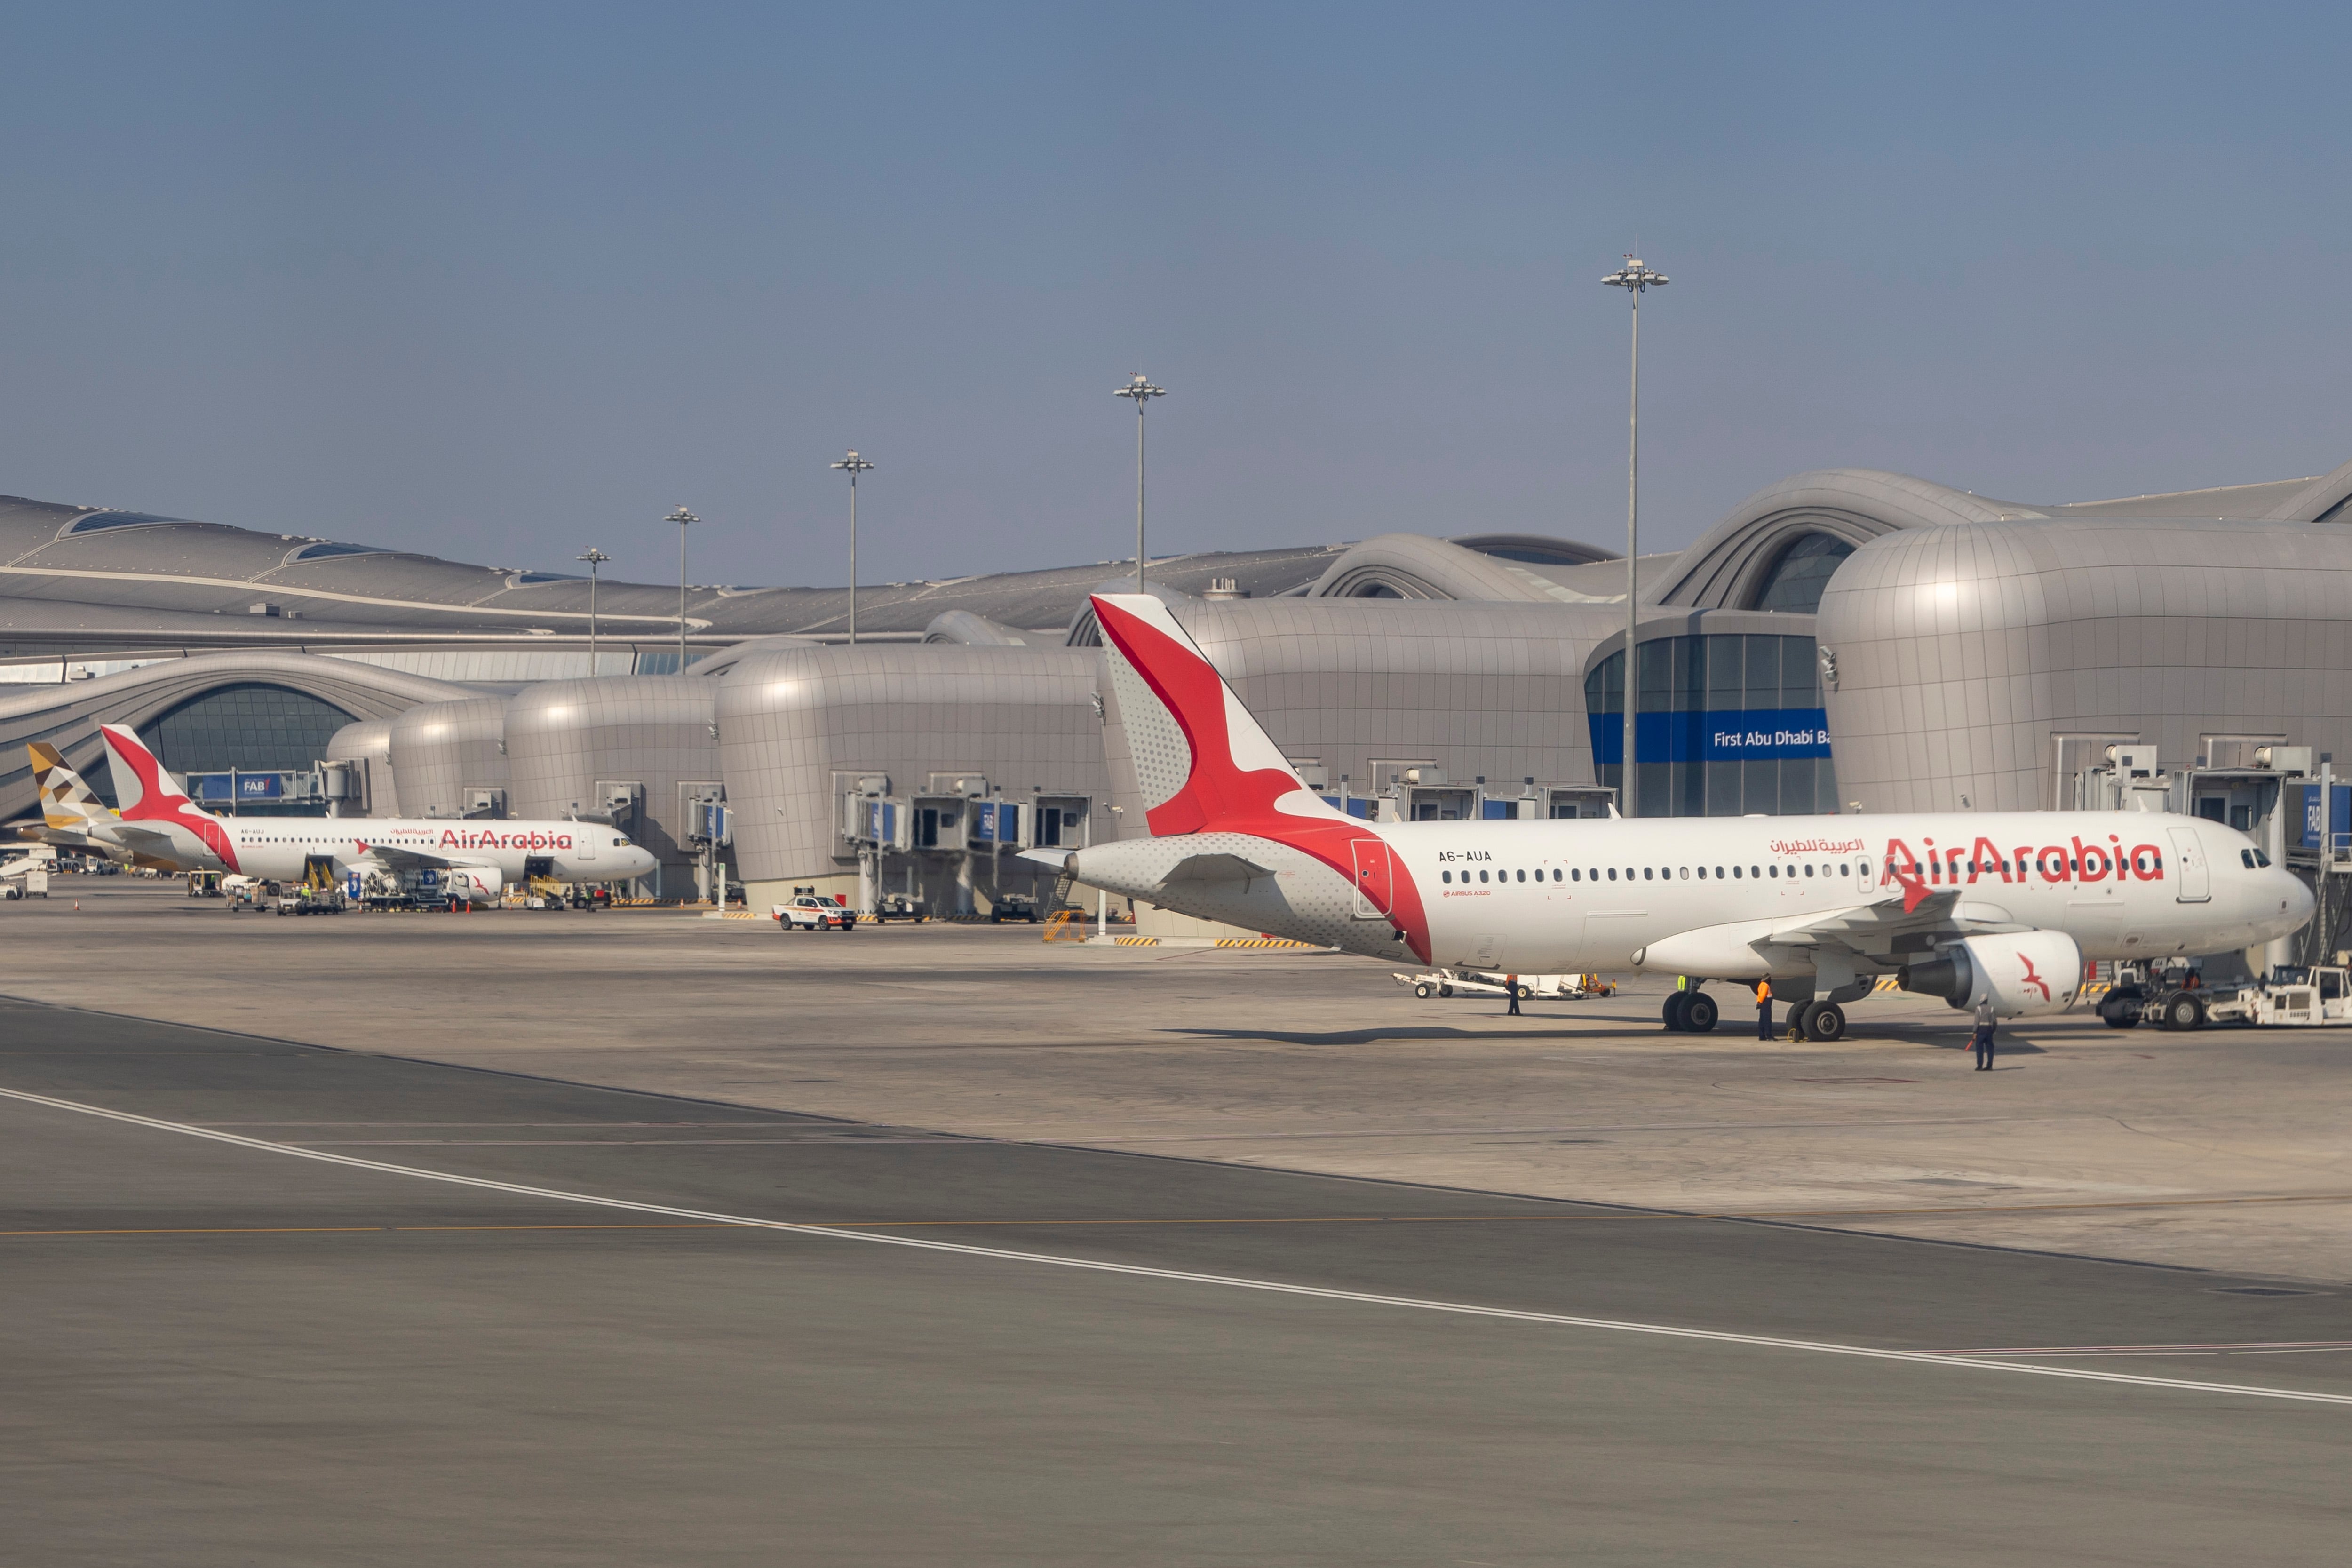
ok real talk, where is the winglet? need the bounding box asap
[1887,855,1932,914]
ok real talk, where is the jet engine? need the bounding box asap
[443,866,505,904]
[1900,931,2083,1017]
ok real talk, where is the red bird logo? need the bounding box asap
[2016,953,2051,1002]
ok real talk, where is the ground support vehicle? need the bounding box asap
[868,894,927,923]
[2188,966,2352,1028]
[186,870,223,898]
[274,886,347,916]
[1,867,47,899]
[1391,970,1612,1002]
[772,895,857,931]
[989,893,1039,924]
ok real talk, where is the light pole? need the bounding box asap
[831,450,875,644]
[575,547,610,676]
[666,506,698,672]
[1601,256,1667,816]
[1113,372,1166,593]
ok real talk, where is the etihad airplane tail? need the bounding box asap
[28,742,113,830]
[98,724,210,823]
[1090,592,1344,840]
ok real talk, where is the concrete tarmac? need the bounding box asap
[5,996,2352,1565]
[9,882,2352,1282]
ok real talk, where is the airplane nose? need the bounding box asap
[2287,872,2317,927]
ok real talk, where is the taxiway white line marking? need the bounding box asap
[6,1082,2349,1409]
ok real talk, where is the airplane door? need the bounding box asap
[1350,837,1394,919]
[577,832,596,864]
[2168,826,2210,903]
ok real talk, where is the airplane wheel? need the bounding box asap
[2164,995,2204,1031]
[2102,1012,2139,1029]
[1663,992,1691,1032]
[1683,993,1718,1033]
[1806,1002,1847,1042]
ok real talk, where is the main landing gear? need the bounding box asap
[1792,1000,1848,1043]
[1663,990,1720,1033]
[1669,989,1847,1040]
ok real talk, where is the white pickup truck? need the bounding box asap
[772,895,857,932]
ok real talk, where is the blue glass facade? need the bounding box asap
[1586,634,1838,817]
[140,683,359,775]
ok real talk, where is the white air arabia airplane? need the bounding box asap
[1053,595,2314,1039]
[88,724,659,900]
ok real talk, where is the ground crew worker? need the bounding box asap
[1755,978,1774,1040]
[1971,998,1997,1070]
[1505,974,1522,1017]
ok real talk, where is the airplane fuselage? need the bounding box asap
[1072,809,2309,976]
[101,815,653,884]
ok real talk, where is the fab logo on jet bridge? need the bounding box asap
[437,828,575,852]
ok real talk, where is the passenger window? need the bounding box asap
[1442,870,1452,883]
[1716,866,1726,878]
[1732,866,1741,878]
[1769,865,1778,878]
[1478,870,1488,883]
[1516,869,1526,883]
[1643,867,1653,881]
[1804,864,1815,877]
[1607,868,1617,881]
[1679,867,1689,879]
[1571,868,1580,881]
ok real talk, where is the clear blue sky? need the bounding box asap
[2,2,2346,586]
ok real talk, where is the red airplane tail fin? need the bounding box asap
[99,724,210,823]
[1089,593,1341,841]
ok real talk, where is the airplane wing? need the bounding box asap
[1761,887,2033,964]
[351,839,495,873]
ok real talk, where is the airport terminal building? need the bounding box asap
[9,454,2352,945]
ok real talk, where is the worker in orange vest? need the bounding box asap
[1755,977,1774,1041]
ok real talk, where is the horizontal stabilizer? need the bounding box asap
[1154,851,1277,892]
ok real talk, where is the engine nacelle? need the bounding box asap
[444,866,505,904]
[1901,931,2083,1017]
